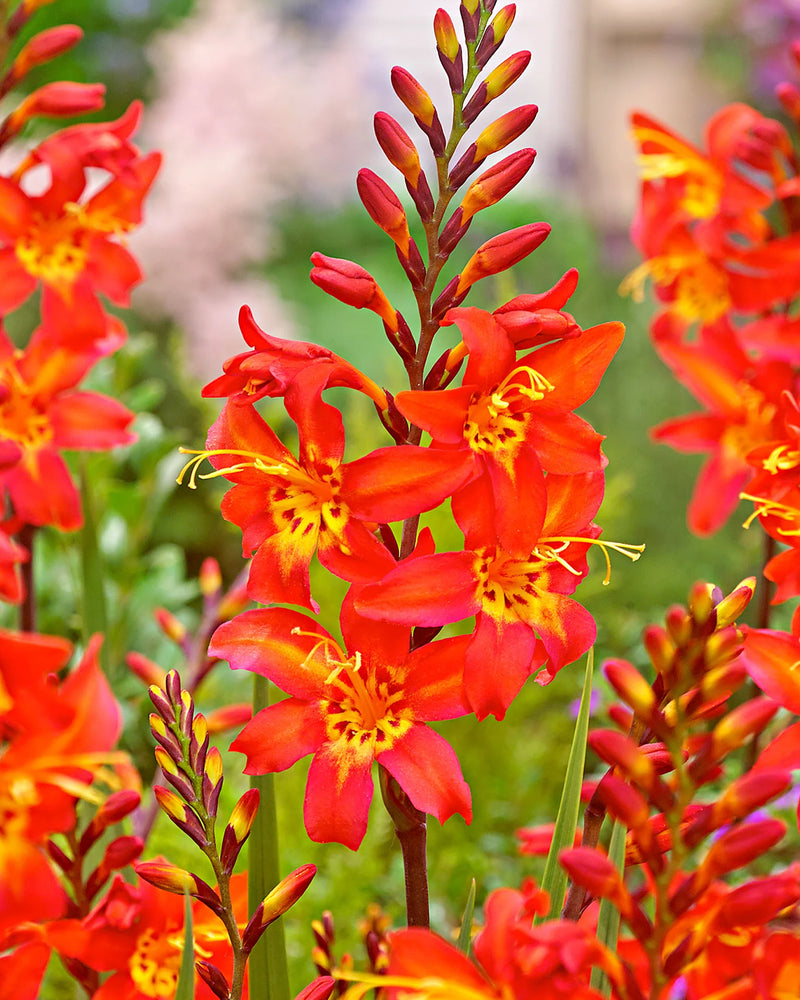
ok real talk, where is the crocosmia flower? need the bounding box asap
[210,593,472,850]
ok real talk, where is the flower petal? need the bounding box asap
[304,741,374,850]
[231,699,325,773]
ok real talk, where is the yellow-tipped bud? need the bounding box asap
[715,577,756,629]
[199,557,222,597]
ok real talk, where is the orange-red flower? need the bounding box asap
[48,870,248,1000]
[0,119,160,314]
[356,472,605,720]
[396,307,621,556]
[189,388,474,609]
[0,304,134,530]
[211,593,471,850]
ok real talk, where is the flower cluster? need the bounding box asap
[195,0,638,860]
[625,44,800,537]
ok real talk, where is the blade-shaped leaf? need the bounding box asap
[535,648,594,923]
[175,890,194,1000]
[248,675,290,1000]
[457,878,477,954]
[590,820,626,996]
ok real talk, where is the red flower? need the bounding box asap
[395,307,622,556]
[202,305,388,408]
[210,593,471,850]
[0,121,160,313]
[356,472,608,720]
[189,387,474,609]
[0,306,135,530]
[48,870,248,1000]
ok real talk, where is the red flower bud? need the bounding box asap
[242,865,317,954]
[199,557,222,597]
[456,222,550,294]
[196,961,230,1000]
[391,66,436,128]
[459,149,535,224]
[310,252,398,331]
[475,4,516,67]
[205,702,252,734]
[373,112,422,187]
[711,697,778,758]
[603,658,658,719]
[356,169,411,257]
[127,651,167,687]
[8,25,83,83]
[700,818,786,882]
[293,977,337,1000]
[155,608,187,644]
[3,82,105,141]
[463,50,530,123]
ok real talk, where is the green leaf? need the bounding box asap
[79,458,109,676]
[535,648,594,922]
[175,890,195,1000]
[590,821,626,996]
[248,676,290,1000]
[456,878,476,954]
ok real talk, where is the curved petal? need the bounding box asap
[207,401,292,478]
[485,444,546,555]
[246,520,319,609]
[304,741,374,850]
[378,723,471,824]
[742,627,800,714]
[404,634,470,720]
[445,307,516,387]
[393,386,474,444]
[465,614,540,720]
[388,928,494,992]
[317,518,396,586]
[209,608,333,697]
[339,587,411,669]
[531,321,625,411]
[532,412,605,475]
[49,392,135,449]
[355,552,479,627]
[231,699,325,773]
[0,249,38,313]
[341,445,475,522]
[527,592,597,683]
[686,451,751,536]
[4,448,81,530]
[84,238,142,305]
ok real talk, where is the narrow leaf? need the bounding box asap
[248,675,290,1000]
[79,457,109,675]
[536,648,594,923]
[175,890,195,1000]
[456,878,476,954]
[590,820,626,996]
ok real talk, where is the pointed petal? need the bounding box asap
[84,239,141,305]
[393,387,474,444]
[304,741,374,850]
[378,724,472,823]
[742,627,800,714]
[341,445,474,521]
[49,392,135,449]
[209,608,333,697]
[464,614,539,720]
[245,522,318,609]
[533,412,605,475]
[686,452,751,536]
[404,635,470,719]
[5,448,81,530]
[445,307,515,386]
[388,928,494,991]
[752,720,800,773]
[231,700,325,773]
[529,320,625,411]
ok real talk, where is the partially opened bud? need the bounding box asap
[310,253,399,331]
[714,578,756,629]
[242,864,317,953]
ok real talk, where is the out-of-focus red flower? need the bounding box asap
[0,121,160,313]
[0,306,135,530]
[211,593,471,851]
[48,870,249,999]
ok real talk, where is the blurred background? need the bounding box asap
[11,0,800,991]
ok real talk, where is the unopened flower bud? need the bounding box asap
[460,1,481,43]
[559,847,651,939]
[449,104,537,187]
[195,961,230,1000]
[135,860,223,916]
[459,149,535,223]
[711,697,778,758]
[713,769,790,826]
[155,608,187,644]
[220,788,260,875]
[86,835,144,899]
[475,4,516,67]
[2,82,105,142]
[373,112,423,187]
[205,703,252,734]
[688,581,716,629]
[155,747,196,802]
[199,557,222,598]
[242,865,317,954]
[462,50,530,124]
[127,652,166,688]
[643,625,676,677]
[79,790,141,853]
[203,746,224,817]
[700,818,786,883]
[603,658,658,718]
[310,252,399,331]
[190,714,209,772]
[293,977,337,1000]
[456,223,550,294]
[390,67,446,155]
[714,577,756,629]
[718,875,800,929]
[154,786,208,848]
[149,714,182,758]
[434,9,464,91]
[8,25,83,83]
[664,605,692,647]
[357,169,411,257]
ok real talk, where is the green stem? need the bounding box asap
[248,675,290,1000]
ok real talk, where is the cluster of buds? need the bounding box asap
[559,579,800,997]
[144,670,316,1000]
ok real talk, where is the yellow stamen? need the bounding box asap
[740,492,800,536]
[177,447,305,489]
[540,536,646,586]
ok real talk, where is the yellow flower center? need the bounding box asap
[463,364,554,455]
[14,204,91,291]
[619,253,731,323]
[0,359,52,452]
[129,928,213,1000]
